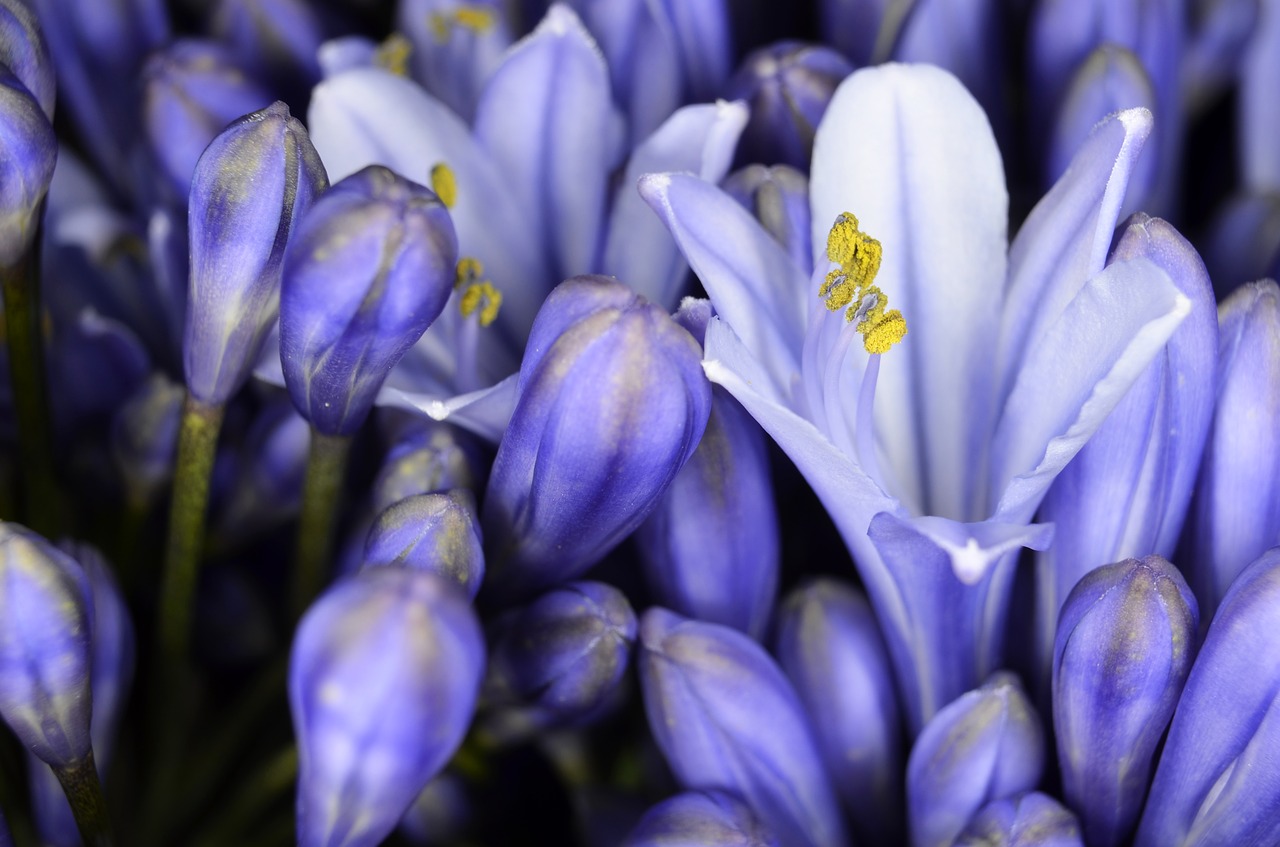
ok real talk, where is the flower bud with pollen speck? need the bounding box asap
[0,69,54,266]
[624,790,781,847]
[362,491,485,600]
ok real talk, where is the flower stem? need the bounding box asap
[0,231,63,537]
[291,430,351,618]
[157,394,225,662]
[51,753,113,847]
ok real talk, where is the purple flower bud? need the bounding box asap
[1187,280,1280,618]
[185,100,328,407]
[1135,547,1280,846]
[142,40,274,201]
[362,491,485,599]
[1202,193,1280,296]
[1053,556,1198,847]
[47,309,149,437]
[0,71,54,265]
[280,165,458,436]
[483,276,711,598]
[637,385,777,638]
[486,581,635,728]
[290,567,484,847]
[1185,0,1258,112]
[639,607,847,847]
[722,164,812,274]
[212,394,309,546]
[0,0,54,119]
[954,792,1084,847]
[774,578,904,844]
[726,41,851,169]
[624,790,780,847]
[907,672,1045,847]
[0,523,93,768]
[110,372,184,507]
[210,0,325,104]
[371,418,481,513]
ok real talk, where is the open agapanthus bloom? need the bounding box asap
[642,63,1190,730]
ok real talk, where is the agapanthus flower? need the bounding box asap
[643,63,1188,728]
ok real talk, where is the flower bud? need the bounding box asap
[637,384,777,638]
[907,672,1045,847]
[1202,193,1280,295]
[954,792,1084,847]
[726,41,852,168]
[0,0,55,119]
[1187,280,1280,618]
[212,394,309,547]
[1135,547,1280,846]
[486,581,635,729]
[639,608,847,847]
[722,164,812,273]
[280,165,458,436]
[774,578,904,844]
[185,100,328,406]
[111,373,184,508]
[0,522,93,768]
[142,39,274,201]
[362,491,485,600]
[1053,555,1197,847]
[211,0,324,104]
[290,567,484,847]
[372,418,481,513]
[0,71,54,265]
[483,276,711,599]
[624,790,780,847]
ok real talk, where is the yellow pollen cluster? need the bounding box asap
[818,212,906,355]
[373,33,413,76]
[429,5,498,42]
[454,257,502,326]
[430,162,458,209]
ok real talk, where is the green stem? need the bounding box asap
[291,430,352,619]
[190,746,297,847]
[1,231,63,537]
[157,394,225,662]
[51,754,113,847]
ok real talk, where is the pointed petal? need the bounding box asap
[810,62,1008,522]
[307,66,550,343]
[379,373,519,444]
[604,99,747,309]
[641,173,808,396]
[1000,108,1152,404]
[473,5,623,280]
[992,256,1190,523]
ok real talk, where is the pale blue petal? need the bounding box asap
[1000,108,1152,406]
[473,4,623,281]
[810,62,1008,523]
[642,173,808,396]
[397,0,512,122]
[992,257,1191,524]
[604,100,748,309]
[307,66,550,346]
[379,374,520,444]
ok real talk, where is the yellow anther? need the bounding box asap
[459,281,502,327]
[818,211,906,355]
[454,257,484,288]
[430,162,458,209]
[429,5,498,42]
[374,33,413,76]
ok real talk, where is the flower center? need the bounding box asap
[429,5,498,42]
[430,162,503,328]
[818,212,906,355]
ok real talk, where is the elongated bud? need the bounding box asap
[111,373,184,507]
[954,792,1084,847]
[0,0,54,119]
[0,523,93,768]
[372,419,481,513]
[290,567,484,847]
[723,164,813,273]
[211,0,324,104]
[486,581,635,730]
[142,39,274,201]
[639,608,847,847]
[1135,547,1280,846]
[726,41,852,168]
[1053,555,1198,847]
[483,276,711,599]
[1187,280,1280,618]
[280,165,458,436]
[774,578,904,844]
[0,71,54,265]
[185,100,328,406]
[362,491,485,599]
[907,672,1045,847]
[624,790,780,847]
